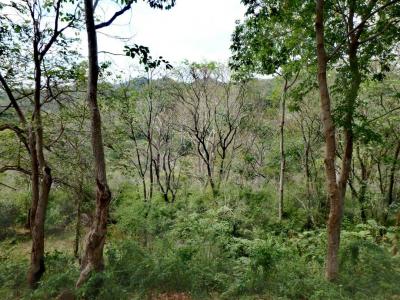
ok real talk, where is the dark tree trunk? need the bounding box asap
[356,147,369,223]
[218,149,226,188]
[278,81,287,221]
[384,140,400,224]
[387,141,400,207]
[207,163,217,196]
[77,0,111,287]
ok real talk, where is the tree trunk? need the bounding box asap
[315,0,341,281]
[28,45,53,289]
[387,141,400,206]
[337,38,360,207]
[207,163,217,196]
[384,140,400,224]
[304,143,312,196]
[316,0,363,281]
[77,0,111,287]
[74,178,83,258]
[149,138,154,201]
[218,149,226,188]
[278,81,287,221]
[29,128,40,231]
[356,146,368,223]
[28,167,51,288]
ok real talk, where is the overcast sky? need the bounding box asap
[93,0,246,72]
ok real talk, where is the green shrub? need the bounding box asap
[0,258,27,299]
[29,250,78,299]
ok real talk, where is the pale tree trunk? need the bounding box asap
[315,0,341,281]
[76,0,111,287]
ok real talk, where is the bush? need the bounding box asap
[1,185,400,299]
[45,190,76,232]
[0,258,27,299]
[0,201,20,239]
[29,250,79,299]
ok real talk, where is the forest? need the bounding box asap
[0,0,400,299]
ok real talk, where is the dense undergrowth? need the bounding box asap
[1,185,399,299]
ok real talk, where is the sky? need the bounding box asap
[94,0,246,73]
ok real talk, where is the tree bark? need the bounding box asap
[337,15,360,206]
[387,141,400,207]
[28,39,53,289]
[384,140,400,223]
[76,0,111,287]
[315,0,342,281]
[74,177,83,258]
[278,80,287,221]
[316,0,364,281]
[356,148,368,223]
[207,163,217,196]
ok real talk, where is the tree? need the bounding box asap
[170,62,246,196]
[77,0,176,287]
[314,0,400,280]
[232,0,400,280]
[0,0,79,287]
[231,3,303,219]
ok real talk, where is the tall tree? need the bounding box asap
[77,0,175,287]
[0,0,78,287]
[232,0,400,280]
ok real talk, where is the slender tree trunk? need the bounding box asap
[77,0,111,287]
[131,130,148,201]
[149,143,154,201]
[384,140,400,223]
[304,142,316,227]
[315,0,341,281]
[356,147,368,223]
[29,167,51,287]
[142,176,148,201]
[74,199,82,258]
[218,149,226,188]
[207,163,217,196]
[74,177,83,258]
[387,141,400,206]
[278,81,287,221]
[305,143,313,196]
[376,160,384,195]
[316,0,363,280]
[357,170,368,223]
[337,41,360,205]
[28,47,53,289]
[29,128,40,231]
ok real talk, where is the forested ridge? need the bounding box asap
[0,0,400,299]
